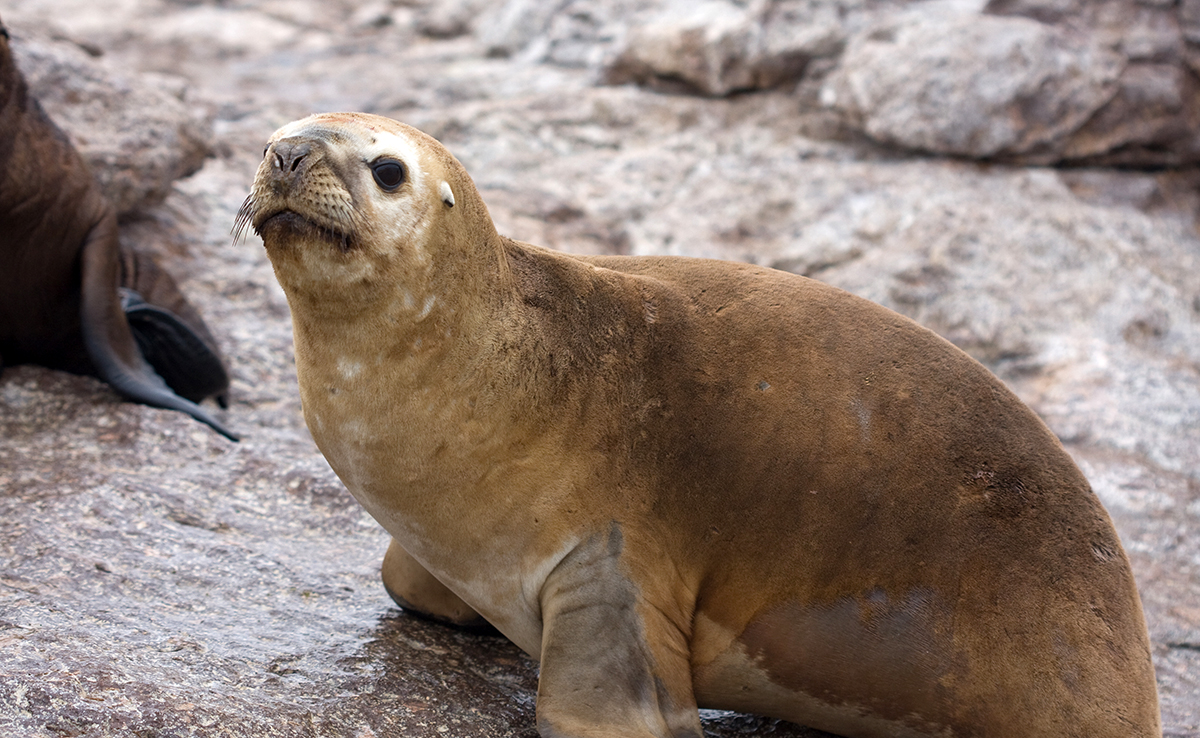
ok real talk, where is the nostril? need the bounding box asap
[270,140,313,175]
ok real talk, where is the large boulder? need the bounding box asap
[603,0,843,95]
[820,10,1124,160]
[822,0,1200,165]
[10,31,213,216]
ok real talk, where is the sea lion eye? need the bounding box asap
[370,159,405,192]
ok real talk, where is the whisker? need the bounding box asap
[231,193,257,244]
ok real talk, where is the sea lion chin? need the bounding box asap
[243,112,1161,738]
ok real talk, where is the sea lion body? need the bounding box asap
[0,18,235,439]
[242,112,1161,738]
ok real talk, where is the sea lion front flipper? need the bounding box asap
[78,211,239,441]
[381,537,497,634]
[536,527,703,738]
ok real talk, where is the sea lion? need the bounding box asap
[238,112,1161,738]
[0,18,236,441]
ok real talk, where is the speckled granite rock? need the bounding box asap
[0,1,1197,736]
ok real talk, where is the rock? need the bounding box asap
[1062,61,1200,166]
[476,0,569,58]
[9,32,214,216]
[415,0,492,39]
[1180,0,1200,43]
[985,0,1200,166]
[821,10,1125,160]
[604,0,843,95]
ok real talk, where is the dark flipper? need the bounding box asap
[118,246,231,407]
[121,289,230,405]
[78,213,239,441]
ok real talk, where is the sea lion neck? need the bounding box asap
[270,250,508,364]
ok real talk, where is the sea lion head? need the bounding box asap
[236,113,500,320]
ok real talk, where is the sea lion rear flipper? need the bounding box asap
[118,246,231,406]
[120,288,230,405]
[78,212,239,441]
[536,528,703,738]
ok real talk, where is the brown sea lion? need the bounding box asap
[237,112,1160,738]
[0,18,236,440]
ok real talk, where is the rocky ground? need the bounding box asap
[1,0,1198,736]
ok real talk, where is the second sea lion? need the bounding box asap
[0,18,236,440]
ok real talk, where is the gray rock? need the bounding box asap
[9,32,214,216]
[1062,61,1200,166]
[1180,0,1200,43]
[477,0,570,57]
[604,0,844,95]
[821,10,1125,159]
[416,0,495,39]
[983,0,1200,166]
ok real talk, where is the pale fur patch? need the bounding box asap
[417,295,437,321]
[359,129,433,261]
[337,357,363,380]
[439,180,455,207]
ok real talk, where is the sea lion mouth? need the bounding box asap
[234,199,356,253]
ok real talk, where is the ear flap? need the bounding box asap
[439,180,455,207]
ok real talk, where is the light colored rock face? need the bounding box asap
[602,0,844,95]
[1,0,1199,737]
[10,31,213,216]
[486,0,1200,166]
[822,11,1125,157]
[607,1,769,95]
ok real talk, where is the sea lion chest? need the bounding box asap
[292,325,591,655]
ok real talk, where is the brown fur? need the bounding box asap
[244,112,1161,738]
[0,18,234,439]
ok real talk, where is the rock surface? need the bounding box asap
[0,1,1198,737]
[821,9,1126,158]
[10,31,213,216]
[603,0,843,96]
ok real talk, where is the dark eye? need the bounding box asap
[371,159,405,191]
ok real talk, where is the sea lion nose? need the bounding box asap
[270,138,313,176]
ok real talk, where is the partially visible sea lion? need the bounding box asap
[0,18,236,441]
[239,112,1161,737]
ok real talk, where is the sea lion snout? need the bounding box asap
[241,133,360,252]
[269,137,314,176]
